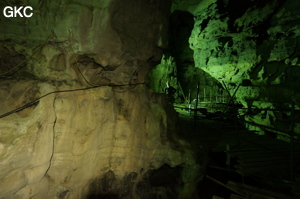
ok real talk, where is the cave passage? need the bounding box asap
[148,0,300,198]
[1,0,300,199]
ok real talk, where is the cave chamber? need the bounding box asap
[1,0,300,199]
[149,0,300,198]
[0,0,204,199]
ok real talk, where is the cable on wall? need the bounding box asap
[75,60,100,87]
[0,82,146,119]
[0,32,149,120]
[0,34,53,78]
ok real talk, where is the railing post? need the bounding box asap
[290,100,295,181]
[194,82,200,126]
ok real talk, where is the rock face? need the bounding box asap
[187,0,300,138]
[149,9,224,104]
[0,1,204,198]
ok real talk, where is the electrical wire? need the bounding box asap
[0,32,148,120]
[0,82,145,119]
[75,60,99,87]
[0,34,53,78]
[74,60,147,93]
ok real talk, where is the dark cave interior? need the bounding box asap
[0,0,300,198]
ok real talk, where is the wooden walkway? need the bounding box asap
[176,109,300,197]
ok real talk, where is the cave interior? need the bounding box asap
[0,0,300,198]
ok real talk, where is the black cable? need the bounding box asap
[0,82,145,119]
[74,60,99,87]
[0,32,148,119]
[0,34,53,78]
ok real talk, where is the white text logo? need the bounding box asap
[3,6,33,18]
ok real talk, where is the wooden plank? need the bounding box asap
[229,146,291,153]
[206,175,244,196]
[238,151,300,158]
[227,181,298,199]
[237,156,291,164]
[235,150,291,155]
[230,194,248,199]
[235,161,290,168]
[228,150,290,157]
[238,157,300,165]
[236,168,290,177]
[212,195,225,199]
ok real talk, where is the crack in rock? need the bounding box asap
[44,95,57,176]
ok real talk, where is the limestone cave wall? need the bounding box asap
[178,0,300,139]
[149,9,224,104]
[0,1,204,198]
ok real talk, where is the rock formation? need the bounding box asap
[149,9,224,104]
[0,0,204,198]
[171,0,300,139]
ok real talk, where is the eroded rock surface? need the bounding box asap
[149,9,224,104]
[0,0,204,198]
[187,0,300,138]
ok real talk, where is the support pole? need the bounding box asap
[194,82,200,126]
[204,88,206,102]
[194,82,200,117]
[290,100,295,181]
[216,83,241,125]
[188,89,191,115]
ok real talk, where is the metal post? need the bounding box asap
[216,84,241,125]
[194,82,200,125]
[222,92,224,103]
[290,100,295,181]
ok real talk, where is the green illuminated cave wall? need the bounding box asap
[177,0,300,139]
[151,0,300,139]
[149,10,224,104]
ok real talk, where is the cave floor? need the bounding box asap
[175,105,300,199]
